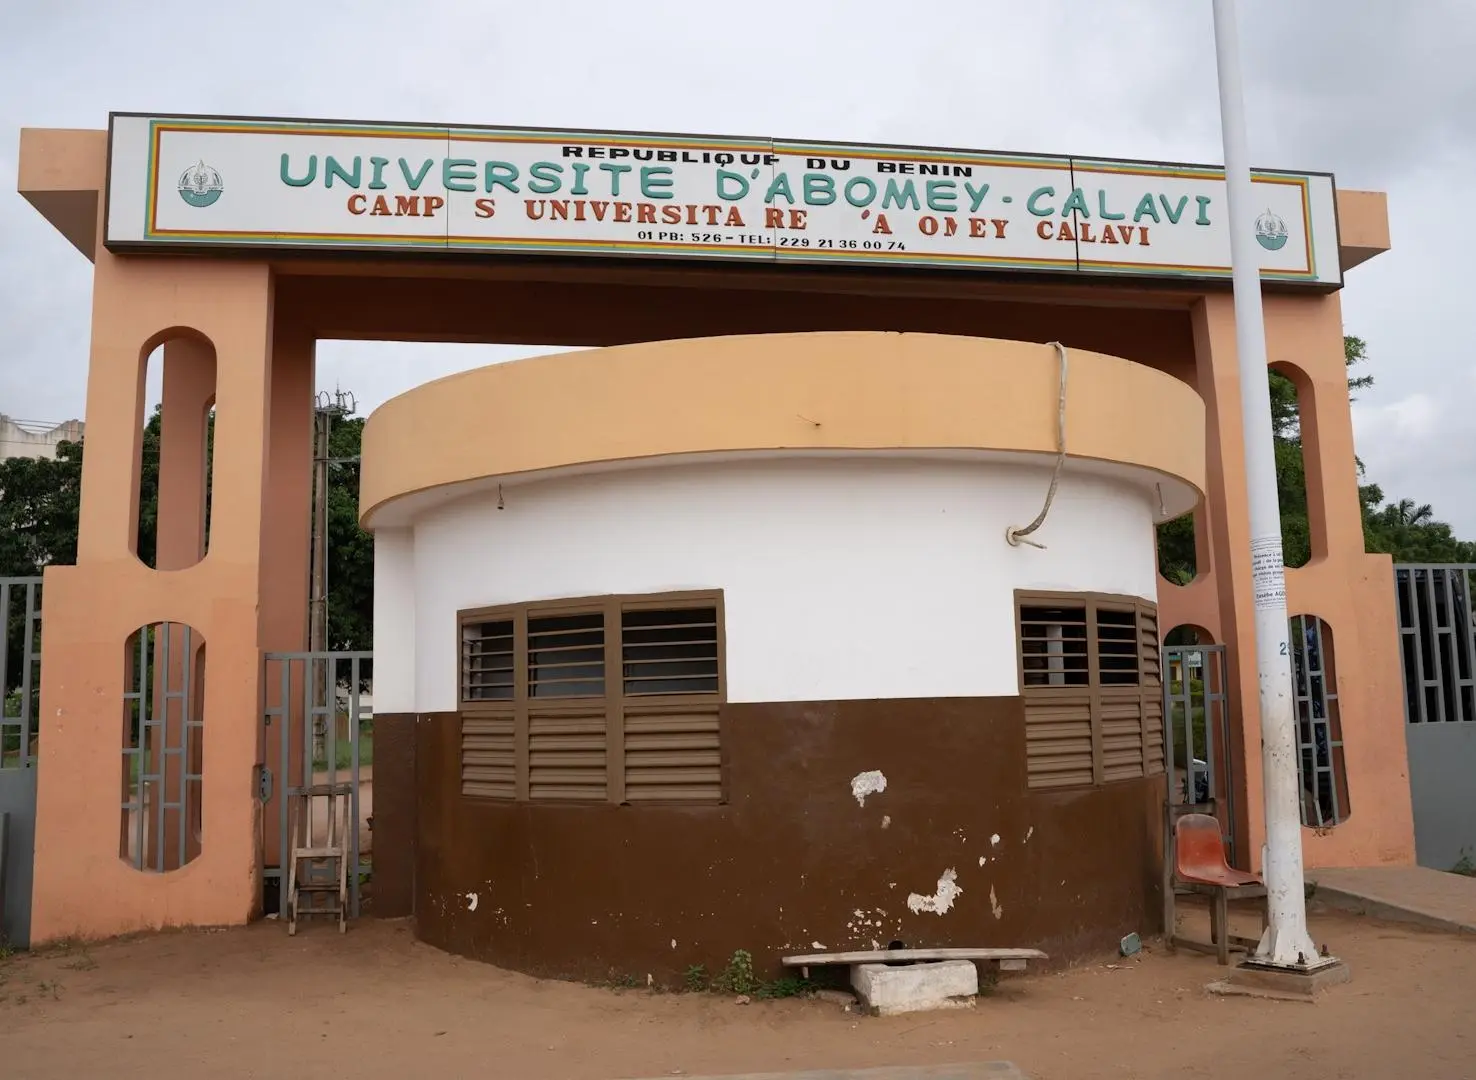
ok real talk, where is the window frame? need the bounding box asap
[457,589,727,806]
[1014,590,1163,790]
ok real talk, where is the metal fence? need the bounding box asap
[1288,614,1348,829]
[262,651,373,920]
[120,623,204,873]
[0,578,43,948]
[1162,643,1237,863]
[1396,564,1476,870]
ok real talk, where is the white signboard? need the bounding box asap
[105,114,1342,287]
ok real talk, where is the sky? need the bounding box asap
[1,0,1472,536]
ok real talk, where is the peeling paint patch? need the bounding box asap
[1025,826,1034,842]
[881,814,891,829]
[990,833,1001,847]
[846,907,892,936]
[990,886,1003,920]
[978,856,987,867]
[465,892,479,912]
[670,939,677,949]
[851,770,888,806]
[811,941,826,950]
[907,868,962,916]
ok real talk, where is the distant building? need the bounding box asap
[0,415,84,462]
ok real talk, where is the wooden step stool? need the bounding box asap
[286,782,350,935]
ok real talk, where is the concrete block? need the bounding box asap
[1207,958,1352,1003]
[851,960,978,1016]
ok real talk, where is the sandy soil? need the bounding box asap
[3,904,1473,1080]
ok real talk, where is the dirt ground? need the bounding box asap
[3,903,1474,1080]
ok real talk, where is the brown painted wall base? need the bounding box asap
[390,699,1165,983]
[370,713,417,917]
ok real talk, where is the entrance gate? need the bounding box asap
[1162,644,1237,864]
[262,651,373,921]
[0,578,42,948]
[1395,564,1476,871]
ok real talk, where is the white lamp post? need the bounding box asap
[1210,0,1329,969]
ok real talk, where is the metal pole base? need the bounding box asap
[1209,957,1352,1003]
[1241,951,1343,975]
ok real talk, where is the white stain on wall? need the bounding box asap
[851,770,888,807]
[907,868,963,916]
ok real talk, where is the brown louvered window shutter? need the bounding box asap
[527,612,608,802]
[620,605,722,803]
[1019,602,1094,788]
[458,591,726,805]
[1098,603,1147,783]
[1138,603,1165,777]
[460,619,515,799]
[1018,592,1163,790]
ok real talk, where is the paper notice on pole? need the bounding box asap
[1250,536,1287,611]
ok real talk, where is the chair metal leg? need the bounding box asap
[1163,822,1176,946]
[1215,888,1230,966]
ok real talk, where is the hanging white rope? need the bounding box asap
[1005,340,1070,549]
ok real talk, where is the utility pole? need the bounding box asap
[310,388,355,763]
[1211,0,1332,972]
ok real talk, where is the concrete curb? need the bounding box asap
[1308,877,1476,936]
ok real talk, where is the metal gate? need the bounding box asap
[1163,643,1238,864]
[1395,564,1476,871]
[261,651,373,920]
[0,578,42,948]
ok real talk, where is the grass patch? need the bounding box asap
[313,730,373,773]
[698,950,814,999]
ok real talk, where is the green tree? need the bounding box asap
[323,417,373,652]
[1156,334,1474,581]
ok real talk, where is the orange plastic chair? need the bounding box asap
[1171,813,1266,965]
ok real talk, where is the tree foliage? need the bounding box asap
[1156,335,1475,584]
[324,417,373,652]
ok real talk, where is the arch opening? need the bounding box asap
[120,622,206,872]
[1288,614,1351,828]
[1269,364,1313,569]
[136,333,218,571]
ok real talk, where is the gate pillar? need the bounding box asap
[30,243,280,942]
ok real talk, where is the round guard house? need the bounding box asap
[362,330,1206,980]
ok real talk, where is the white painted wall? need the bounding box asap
[397,457,1160,712]
[372,527,417,713]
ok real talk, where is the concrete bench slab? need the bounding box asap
[782,948,1047,975]
[624,1065,1028,1079]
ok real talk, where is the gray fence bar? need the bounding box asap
[121,623,201,873]
[0,577,42,948]
[1162,643,1235,863]
[1289,614,1345,828]
[0,578,42,772]
[264,651,372,921]
[1396,564,1476,870]
[1397,564,1476,727]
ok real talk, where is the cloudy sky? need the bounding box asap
[2,0,1472,536]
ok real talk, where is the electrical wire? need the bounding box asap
[1005,341,1069,550]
